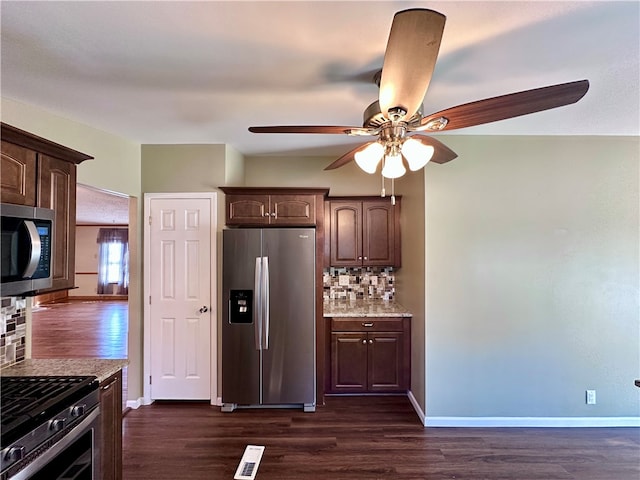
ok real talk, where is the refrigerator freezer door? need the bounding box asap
[261,228,316,405]
[222,229,262,406]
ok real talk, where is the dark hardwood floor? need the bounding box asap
[122,396,640,480]
[30,298,128,409]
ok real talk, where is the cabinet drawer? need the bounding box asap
[331,317,404,332]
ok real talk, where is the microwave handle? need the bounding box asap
[22,220,42,278]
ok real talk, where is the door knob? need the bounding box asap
[199,306,209,313]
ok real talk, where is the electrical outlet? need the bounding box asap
[586,390,596,405]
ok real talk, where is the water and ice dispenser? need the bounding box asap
[229,290,253,323]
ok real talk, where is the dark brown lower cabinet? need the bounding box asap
[100,370,122,480]
[330,317,410,394]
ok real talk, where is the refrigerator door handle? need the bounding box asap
[262,256,270,350]
[254,257,262,351]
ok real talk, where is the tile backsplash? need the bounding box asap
[1,297,28,369]
[323,267,394,301]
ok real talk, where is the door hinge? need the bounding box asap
[149,295,151,305]
[149,375,152,385]
[148,215,152,225]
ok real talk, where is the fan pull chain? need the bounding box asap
[380,173,386,198]
[391,178,396,205]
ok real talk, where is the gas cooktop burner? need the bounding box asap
[0,376,99,447]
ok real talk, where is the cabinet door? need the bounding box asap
[1,141,37,206]
[37,154,76,291]
[271,194,316,225]
[226,194,270,225]
[329,201,362,266]
[368,332,405,392]
[100,371,123,480]
[362,200,396,267]
[330,332,367,393]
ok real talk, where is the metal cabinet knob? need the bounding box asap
[364,257,368,260]
[199,306,209,313]
[369,339,373,344]
[362,322,374,327]
[362,339,367,344]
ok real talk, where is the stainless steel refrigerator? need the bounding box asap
[221,228,316,412]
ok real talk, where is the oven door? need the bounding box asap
[10,407,100,480]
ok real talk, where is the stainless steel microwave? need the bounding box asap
[1,203,54,297]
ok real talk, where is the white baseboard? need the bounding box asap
[407,390,426,424]
[126,397,153,409]
[425,416,640,427]
[125,398,143,410]
[128,397,221,409]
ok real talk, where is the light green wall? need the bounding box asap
[225,144,245,186]
[141,144,228,193]
[244,155,374,194]
[393,172,426,411]
[1,98,141,196]
[425,135,639,418]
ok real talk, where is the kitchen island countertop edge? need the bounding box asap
[1,358,128,383]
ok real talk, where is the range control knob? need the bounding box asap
[6,446,25,461]
[49,418,66,432]
[71,404,86,417]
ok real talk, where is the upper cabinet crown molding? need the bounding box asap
[1,123,93,165]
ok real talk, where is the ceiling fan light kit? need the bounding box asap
[381,149,406,179]
[354,142,384,173]
[248,8,589,195]
[402,138,435,171]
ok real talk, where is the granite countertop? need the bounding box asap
[323,299,412,318]
[1,358,128,383]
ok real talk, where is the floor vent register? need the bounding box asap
[234,445,265,480]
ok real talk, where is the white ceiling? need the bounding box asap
[1,1,638,161]
[76,184,129,226]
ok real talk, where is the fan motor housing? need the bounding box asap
[363,101,423,129]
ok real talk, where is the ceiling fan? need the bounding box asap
[249,8,589,180]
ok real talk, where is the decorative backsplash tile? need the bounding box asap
[1,297,28,369]
[323,267,394,301]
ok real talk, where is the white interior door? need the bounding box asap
[146,194,216,400]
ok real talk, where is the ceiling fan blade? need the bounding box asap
[418,79,590,131]
[378,9,446,121]
[409,135,458,164]
[324,143,372,170]
[249,125,365,135]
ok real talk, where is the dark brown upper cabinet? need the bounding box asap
[327,197,401,267]
[1,123,93,293]
[220,187,329,227]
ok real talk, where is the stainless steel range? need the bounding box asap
[0,376,101,480]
